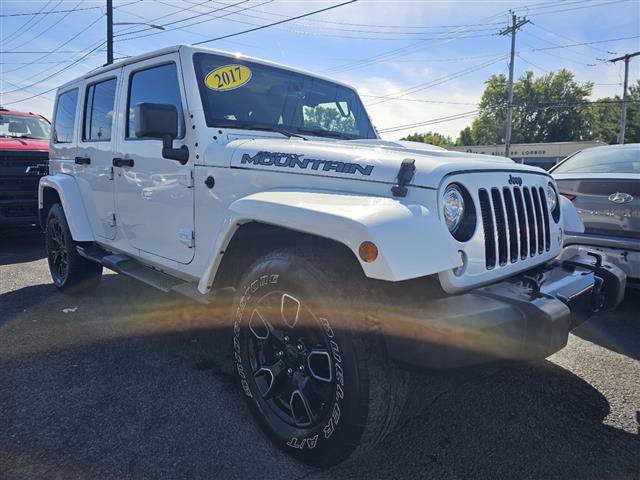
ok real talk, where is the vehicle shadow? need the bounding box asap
[0,226,45,266]
[0,275,638,480]
[572,293,640,362]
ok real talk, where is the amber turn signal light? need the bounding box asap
[358,241,378,263]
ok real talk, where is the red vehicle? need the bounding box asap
[0,108,51,227]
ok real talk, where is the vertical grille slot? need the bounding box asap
[490,188,508,266]
[513,187,528,259]
[502,188,519,263]
[538,187,551,251]
[478,189,496,269]
[522,187,537,256]
[530,188,545,254]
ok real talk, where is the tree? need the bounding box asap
[590,80,640,144]
[456,126,475,146]
[401,130,453,146]
[303,105,356,133]
[456,69,596,145]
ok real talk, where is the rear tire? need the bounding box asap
[232,248,407,466]
[46,203,102,293]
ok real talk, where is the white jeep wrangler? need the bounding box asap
[40,45,625,466]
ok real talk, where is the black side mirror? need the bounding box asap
[135,103,189,164]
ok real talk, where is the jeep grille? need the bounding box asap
[478,185,551,270]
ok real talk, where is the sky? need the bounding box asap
[1,0,639,141]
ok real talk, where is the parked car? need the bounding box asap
[551,143,639,286]
[0,108,50,228]
[39,45,626,466]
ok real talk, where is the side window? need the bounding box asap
[83,78,117,141]
[127,63,184,139]
[52,89,78,143]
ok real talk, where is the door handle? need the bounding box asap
[113,158,134,167]
[75,156,91,165]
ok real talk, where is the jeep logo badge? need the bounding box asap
[508,174,522,186]
[608,192,634,204]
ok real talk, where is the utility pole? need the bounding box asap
[107,0,113,65]
[499,12,529,158]
[609,51,639,144]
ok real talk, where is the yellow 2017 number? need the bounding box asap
[205,64,252,91]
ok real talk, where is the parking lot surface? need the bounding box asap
[1,228,639,480]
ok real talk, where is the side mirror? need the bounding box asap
[134,103,189,164]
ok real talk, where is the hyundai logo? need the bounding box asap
[608,192,634,204]
[508,174,523,186]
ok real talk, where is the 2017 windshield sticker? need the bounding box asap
[240,151,374,176]
[205,64,252,91]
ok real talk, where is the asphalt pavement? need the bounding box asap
[1,228,639,480]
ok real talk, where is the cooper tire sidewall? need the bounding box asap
[232,253,367,463]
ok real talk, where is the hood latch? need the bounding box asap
[391,158,416,197]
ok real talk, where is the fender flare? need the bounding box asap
[39,174,94,242]
[198,189,461,293]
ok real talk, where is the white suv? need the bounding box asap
[40,45,625,466]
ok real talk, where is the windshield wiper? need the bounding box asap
[214,122,306,140]
[296,127,354,140]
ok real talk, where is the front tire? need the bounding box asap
[232,248,406,466]
[46,203,102,293]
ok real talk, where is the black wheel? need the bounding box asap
[46,203,102,293]
[232,248,407,466]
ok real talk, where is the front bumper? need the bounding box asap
[381,251,626,369]
[563,232,640,282]
[0,198,39,226]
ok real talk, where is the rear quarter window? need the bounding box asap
[53,89,79,144]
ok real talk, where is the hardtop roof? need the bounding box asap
[56,44,354,93]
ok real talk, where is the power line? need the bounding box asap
[378,111,480,134]
[362,95,479,106]
[520,0,632,16]
[113,1,274,42]
[0,4,99,17]
[0,0,52,43]
[1,0,58,48]
[1,41,106,103]
[114,0,252,37]
[0,50,88,54]
[366,56,507,107]
[186,1,501,38]
[532,35,640,52]
[2,14,105,78]
[530,22,617,55]
[191,0,359,46]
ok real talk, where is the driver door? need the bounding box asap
[113,54,194,264]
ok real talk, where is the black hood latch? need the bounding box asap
[391,158,416,197]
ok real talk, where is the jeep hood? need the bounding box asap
[210,137,549,189]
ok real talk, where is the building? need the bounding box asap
[447,141,606,170]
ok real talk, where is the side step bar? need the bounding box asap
[76,244,234,304]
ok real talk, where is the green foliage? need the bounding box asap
[447,71,640,146]
[461,69,595,145]
[401,130,453,146]
[590,81,640,144]
[303,105,356,133]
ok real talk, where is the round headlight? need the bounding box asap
[443,184,465,233]
[546,183,558,213]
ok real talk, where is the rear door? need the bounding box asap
[113,54,195,264]
[75,71,121,240]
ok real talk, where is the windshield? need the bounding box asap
[554,146,640,174]
[193,53,377,140]
[0,113,51,140]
